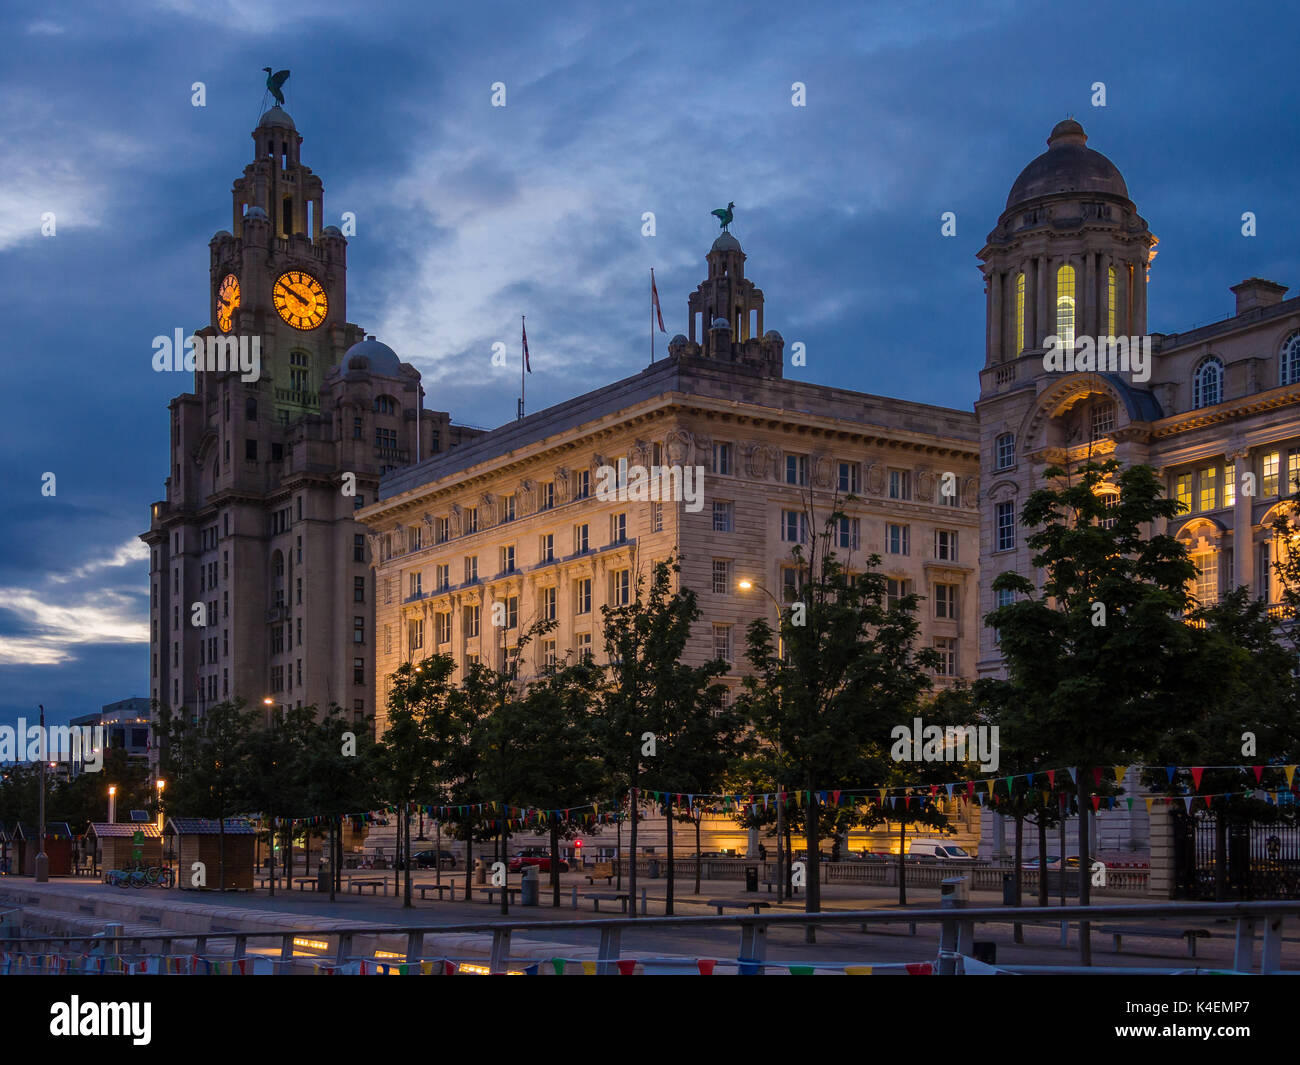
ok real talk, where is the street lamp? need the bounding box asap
[108,785,117,824]
[35,704,48,882]
[156,779,166,833]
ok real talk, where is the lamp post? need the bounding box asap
[737,580,791,900]
[35,704,48,882]
[108,785,117,824]
[155,778,166,834]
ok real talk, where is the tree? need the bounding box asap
[986,459,1206,959]
[737,497,938,930]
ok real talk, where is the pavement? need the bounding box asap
[5,870,1295,972]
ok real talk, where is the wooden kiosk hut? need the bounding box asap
[14,822,74,876]
[166,818,257,890]
[86,823,164,874]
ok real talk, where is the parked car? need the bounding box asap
[395,849,456,870]
[508,849,569,873]
[1021,855,1062,869]
[1065,855,1107,870]
[906,839,973,860]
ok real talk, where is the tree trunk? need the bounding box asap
[464,827,473,903]
[267,817,275,897]
[550,821,561,908]
[694,814,702,896]
[1077,772,1091,966]
[628,785,639,919]
[804,782,820,940]
[500,816,509,916]
[897,818,907,906]
[328,818,336,902]
[664,802,674,916]
[403,802,412,908]
[1013,810,1024,943]
[1037,810,1048,906]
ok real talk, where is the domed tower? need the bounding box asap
[684,231,783,376]
[979,119,1155,368]
[975,120,1158,681]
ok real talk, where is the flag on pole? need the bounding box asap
[522,318,532,373]
[651,268,666,333]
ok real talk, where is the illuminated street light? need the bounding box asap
[108,784,117,824]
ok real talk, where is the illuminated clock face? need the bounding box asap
[216,273,240,333]
[273,270,328,330]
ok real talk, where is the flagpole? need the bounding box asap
[650,270,654,363]
[520,315,525,420]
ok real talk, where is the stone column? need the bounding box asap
[989,269,1003,361]
[1036,256,1050,346]
[1083,251,1096,341]
[984,270,994,363]
[1134,257,1148,334]
[1025,258,1038,350]
[1232,448,1253,592]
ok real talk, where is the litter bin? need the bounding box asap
[647,858,660,879]
[475,859,487,885]
[520,865,539,906]
[1002,873,1015,905]
[940,876,969,908]
[318,866,331,892]
[745,865,759,893]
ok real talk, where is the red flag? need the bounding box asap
[651,268,666,333]
[522,318,531,372]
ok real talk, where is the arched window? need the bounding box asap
[1281,332,1300,386]
[1107,265,1117,337]
[374,395,397,415]
[1193,356,1223,409]
[1055,264,1075,350]
[1014,273,1025,355]
[1091,400,1116,437]
[289,350,310,392]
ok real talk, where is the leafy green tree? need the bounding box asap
[737,498,938,926]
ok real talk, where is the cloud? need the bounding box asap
[52,539,149,584]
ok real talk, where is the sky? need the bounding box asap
[0,0,1296,724]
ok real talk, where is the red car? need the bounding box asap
[508,849,570,873]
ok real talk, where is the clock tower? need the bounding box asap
[143,103,483,736]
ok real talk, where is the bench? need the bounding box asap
[292,877,317,891]
[483,886,519,905]
[582,892,629,913]
[416,882,456,900]
[349,878,386,895]
[761,880,801,895]
[1099,924,1211,958]
[585,862,616,885]
[706,898,772,916]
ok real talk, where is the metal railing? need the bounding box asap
[2,900,1296,975]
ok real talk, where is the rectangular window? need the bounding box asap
[995,502,1015,552]
[575,470,590,499]
[712,501,733,532]
[271,625,284,654]
[409,618,424,653]
[1193,551,1219,606]
[464,556,478,583]
[935,529,958,561]
[1092,402,1115,437]
[384,577,392,604]
[353,616,365,644]
[886,523,910,555]
[465,604,480,638]
[837,462,860,494]
[464,507,478,534]
[539,482,554,510]
[785,454,809,486]
[409,571,422,598]
[889,469,911,500]
[996,433,1016,471]
[611,569,631,607]
[712,559,731,595]
[435,612,451,645]
[353,657,365,685]
[353,417,363,440]
[1225,462,1236,508]
[501,494,516,522]
[1290,453,1300,497]
[540,533,555,562]
[384,624,392,654]
[837,516,860,550]
[713,442,732,476]
[542,639,558,671]
[435,563,449,590]
[501,544,515,573]
[353,534,365,562]
[934,637,957,677]
[781,510,807,543]
[576,631,593,659]
[1199,466,1217,512]
[245,439,257,461]
[1263,451,1280,497]
[354,576,366,602]
[781,566,803,602]
[542,585,557,621]
[934,583,958,619]
[650,503,663,534]
[610,513,627,544]
[713,624,732,665]
[375,427,398,450]
[435,516,450,543]
[575,578,592,615]
[1175,472,1193,510]
[574,523,590,554]
[504,595,519,629]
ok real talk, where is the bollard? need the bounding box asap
[641,888,647,915]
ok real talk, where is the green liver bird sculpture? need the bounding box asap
[711,202,735,230]
[263,68,290,107]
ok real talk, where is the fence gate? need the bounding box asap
[1172,809,1300,900]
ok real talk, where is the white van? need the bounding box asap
[906,839,973,860]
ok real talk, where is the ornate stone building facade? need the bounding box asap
[141,107,480,727]
[976,119,1300,852]
[361,234,983,745]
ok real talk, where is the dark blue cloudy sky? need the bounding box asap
[0,0,1295,724]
